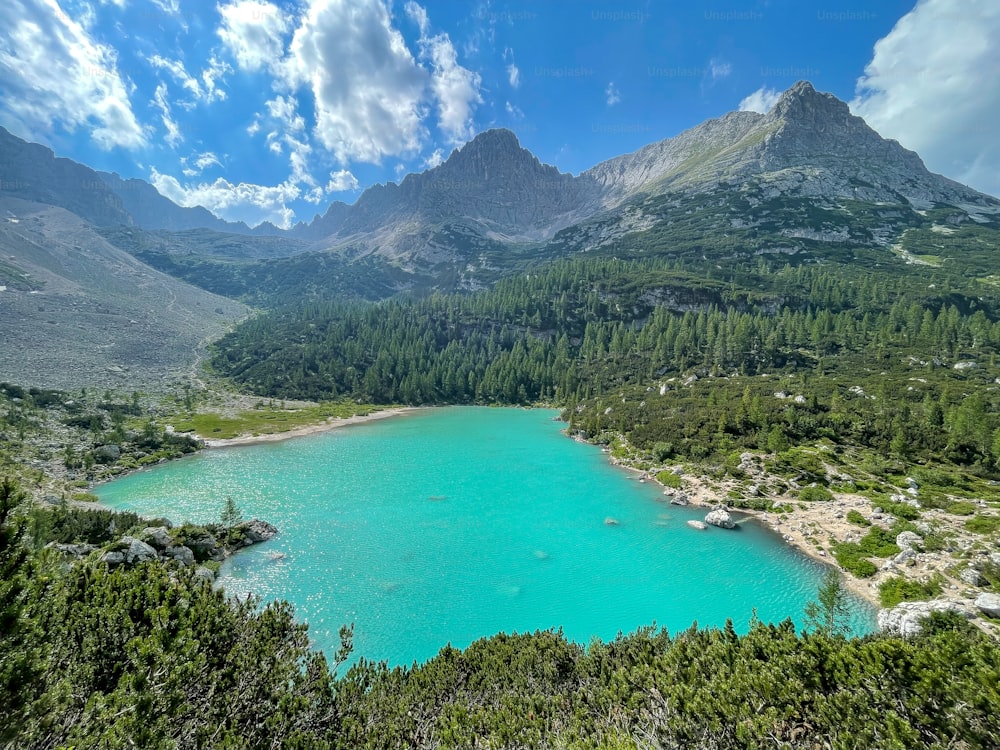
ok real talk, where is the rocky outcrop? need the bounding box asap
[974,593,1000,618]
[877,600,971,637]
[704,509,736,529]
[895,531,923,552]
[97,519,278,570]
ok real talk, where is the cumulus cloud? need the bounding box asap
[284,0,428,163]
[406,1,482,143]
[605,81,620,106]
[422,148,444,169]
[0,0,146,150]
[851,0,1000,197]
[217,0,291,73]
[326,169,359,192]
[738,86,781,114]
[150,167,301,228]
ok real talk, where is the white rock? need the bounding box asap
[705,509,736,529]
[974,592,1000,618]
[959,568,983,587]
[877,600,970,637]
[687,520,707,530]
[895,531,923,551]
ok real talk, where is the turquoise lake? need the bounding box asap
[97,406,876,666]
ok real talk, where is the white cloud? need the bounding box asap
[738,86,781,114]
[151,0,181,14]
[148,54,229,107]
[0,0,146,150]
[405,1,482,143]
[605,81,620,106]
[150,167,301,228]
[152,82,182,147]
[422,148,443,169]
[264,94,305,132]
[217,0,291,73]
[505,100,524,119]
[181,150,222,176]
[284,0,428,163]
[507,63,520,88]
[851,0,1000,197]
[326,169,359,192]
[503,47,519,88]
[710,57,731,80]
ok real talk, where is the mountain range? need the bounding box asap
[2,80,999,387]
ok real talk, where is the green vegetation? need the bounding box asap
[799,485,833,502]
[170,400,384,439]
[3,492,1000,748]
[879,575,945,607]
[847,509,871,526]
[965,514,1000,535]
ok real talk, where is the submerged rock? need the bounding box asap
[704,509,736,529]
[604,517,620,526]
[686,520,707,530]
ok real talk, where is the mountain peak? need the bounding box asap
[767,80,849,122]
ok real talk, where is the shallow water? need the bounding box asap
[97,406,875,666]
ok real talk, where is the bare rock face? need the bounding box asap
[705,508,736,529]
[975,593,1000,618]
[122,536,159,565]
[877,600,971,637]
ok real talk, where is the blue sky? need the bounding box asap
[1,0,997,228]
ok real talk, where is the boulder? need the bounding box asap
[669,492,689,506]
[93,444,121,463]
[121,536,158,564]
[893,548,918,565]
[877,600,970,637]
[184,530,223,561]
[959,567,984,587]
[974,592,1000,618]
[704,509,736,529]
[140,526,173,550]
[101,550,125,567]
[164,545,196,567]
[895,531,923,551]
[989,552,1000,568]
[234,519,279,545]
[192,566,216,585]
[686,520,707,530]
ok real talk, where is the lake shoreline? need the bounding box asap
[194,405,880,610]
[195,407,421,448]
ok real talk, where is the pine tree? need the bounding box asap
[220,496,243,528]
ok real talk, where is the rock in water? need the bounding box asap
[686,520,707,530]
[704,509,736,529]
[877,600,970,637]
[975,592,1000,618]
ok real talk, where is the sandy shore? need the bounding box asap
[198,407,418,448]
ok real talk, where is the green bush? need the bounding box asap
[880,501,920,520]
[832,542,879,578]
[846,510,871,527]
[965,515,1000,535]
[948,501,977,516]
[656,470,683,489]
[879,575,942,608]
[799,486,833,502]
